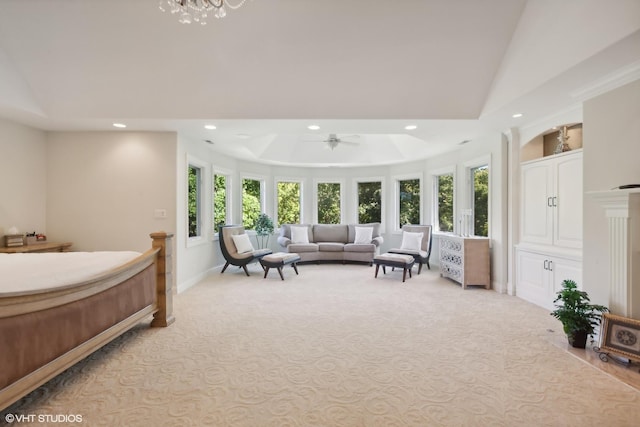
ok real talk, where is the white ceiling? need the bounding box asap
[0,0,639,166]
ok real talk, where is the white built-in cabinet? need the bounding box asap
[516,149,583,309]
[515,247,582,310]
[520,150,583,249]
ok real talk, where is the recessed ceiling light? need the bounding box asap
[308,125,320,130]
[405,125,417,130]
[204,125,217,130]
[113,123,126,128]
[512,113,523,118]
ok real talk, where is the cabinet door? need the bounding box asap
[554,153,583,248]
[521,162,553,245]
[515,249,550,308]
[549,256,582,297]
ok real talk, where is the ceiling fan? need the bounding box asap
[318,134,360,150]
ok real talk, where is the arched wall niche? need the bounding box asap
[520,123,583,162]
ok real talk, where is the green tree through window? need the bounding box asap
[277,181,301,226]
[242,178,262,230]
[358,181,382,224]
[398,178,420,227]
[213,174,226,232]
[317,182,341,224]
[188,165,201,237]
[472,166,489,236]
[437,174,454,232]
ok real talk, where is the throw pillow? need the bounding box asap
[400,231,423,251]
[290,226,309,244]
[231,233,255,254]
[354,226,374,244]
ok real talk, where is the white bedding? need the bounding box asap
[0,251,142,294]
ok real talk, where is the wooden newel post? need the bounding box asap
[150,231,176,327]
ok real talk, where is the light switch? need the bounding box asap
[154,209,167,219]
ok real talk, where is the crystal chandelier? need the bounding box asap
[158,0,248,25]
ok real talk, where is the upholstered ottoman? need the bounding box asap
[373,253,415,282]
[260,252,301,280]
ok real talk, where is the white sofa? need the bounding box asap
[277,223,383,264]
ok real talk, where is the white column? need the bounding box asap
[589,189,640,317]
[607,214,630,316]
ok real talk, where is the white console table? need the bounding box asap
[439,234,490,289]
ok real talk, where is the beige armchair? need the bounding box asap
[388,224,433,274]
[219,225,272,276]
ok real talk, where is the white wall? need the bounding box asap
[583,79,640,307]
[46,131,177,252]
[427,132,508,291]
[0,118,47,238]
[176,135,235,291]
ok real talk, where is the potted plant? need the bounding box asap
[254,213,274,249]
[550,279,609,348]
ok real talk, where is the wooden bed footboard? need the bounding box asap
[0,232,174,411]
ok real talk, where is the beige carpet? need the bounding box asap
[3,263,640,426]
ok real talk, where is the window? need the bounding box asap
[213,173,229,233]
[316,182,341,224]
[188,164,203,238]
[277,180,301,226]
[357,181,382,224]
[397,178,421,228]
[435,173,454,232]
[471,165,489,237]
[242,177,263,230]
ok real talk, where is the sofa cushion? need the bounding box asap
[347,223,380,243]
[287,242,319,253]
[291,226,310,244]
[354,226,373,244]
[313,224,348,243]
[281,224,314,242]
[318,242,345,252]
[344,243,376,253]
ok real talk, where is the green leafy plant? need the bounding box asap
[254,213,274,249]
[550,279,608,347]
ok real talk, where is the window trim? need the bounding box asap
[313,178,345,224]
[240,173,267,231]
[392,173,423,232]
[274,176,304,227]
[353,176,386,232]
[464,155,491,237]
[431,166,456,234]
[186,155,209,248]
[213,166,233,238]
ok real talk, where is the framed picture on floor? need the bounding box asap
[600,313,640,363]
